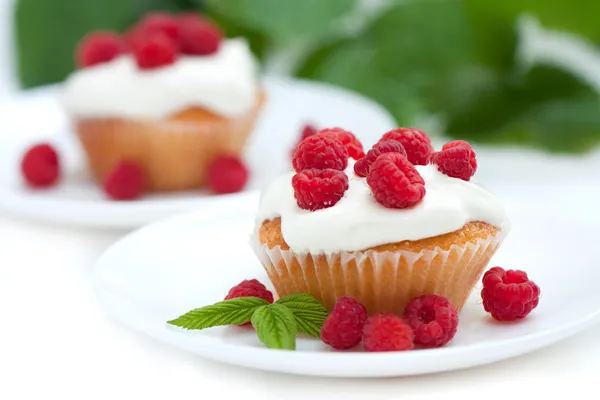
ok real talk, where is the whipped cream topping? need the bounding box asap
[61,38,258,120]
[256,163,508,254]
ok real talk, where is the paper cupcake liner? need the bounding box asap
[252,231,505,314]
[72,92,265,192]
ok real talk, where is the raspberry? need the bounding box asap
[366,153,426,209]
[363,314,414,352]
[431,140,477,181]
[481,267,540,322]
[379,128,433,165]
[103,161,146,200]
[292,169,349,211]
[299,124,318,141]
[404,295,458,348]
[20,143,60,188]
[132,32,178,70]
[292,135,348,173]
[178,15,222,55]
[135,12,181,43]
[76,32,125,68]
[321,297,368,350]
[318,127,365,160]
[354,140,406,177]
[225,279,274,327]
[207,155,249,194]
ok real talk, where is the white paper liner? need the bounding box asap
[251,230,506,314]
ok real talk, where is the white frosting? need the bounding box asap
[256,163,508,253]
[61,38,258,119]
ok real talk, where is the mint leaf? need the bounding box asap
[167,297,269,330]
[276,293,329,338]
[251,303,297,350]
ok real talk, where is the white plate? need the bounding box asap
[93,203,600,377]
[0,76,396,229]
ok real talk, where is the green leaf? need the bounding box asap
[202,0,358,44]
[167,297,269,330]
[251,303,297,350]
[15,0,189,88]
[276,293,329,338]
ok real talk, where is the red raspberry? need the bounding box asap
[103,161,146,200]
[20,143,60,188]
[178,15,222,55]
[292,135,348,173]
[207,155,249,194]
[481,267,540,322]
[225,279,274,327]
[132,32,178,70]
[366,153,425,209]
[354,140,406,177]
[363,314,414,352]
[318,127,365,160]
[299,124,318,141]
[379,128,433,165]
[321,297,368,350]
[292,169,349,211]
[404,295,458,348]
[76,32,125,68]
[135,12,181,43]
[431,140,477,181]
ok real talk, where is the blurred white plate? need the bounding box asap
[0,76,396,229]
[93,204,600,377]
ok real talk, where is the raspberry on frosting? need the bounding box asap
[20,143,61,188]
[292,135,348,172]
[178,15,222,55]
[318,127,365,160]
[321,296,368,350]
[379,128,433,165]
[207,155,249,194]
[292,168,349,211]
[76,32,125,68]
[431,140,477,181]
[481,267,540,321]
[133,12,181,44]
[367,152,426,209]
[132,32,178,70]
[354,139,406,177]
[404,295,458,348]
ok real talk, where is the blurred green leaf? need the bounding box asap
[15,0,188,88]
[298,0,471,125]
[202,0,358,45]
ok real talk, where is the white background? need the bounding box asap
[1,1,600,399]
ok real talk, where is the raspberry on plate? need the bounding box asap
[76,32,125,68]
[481,267,540,322]
[179,15,222,55]
[431,140,477,181]
[363,314,414,352]
[292,135,348,172]
[20,143,61,188]
[354,139,406,178]
[404,295,458,348]
[132,32,178,70]
[103,160,146,200]
[367,152,426,209]
[225,279,274,326]
[318,127,365,160]
[321,297,368,350]
[379,128,433,165]
[207,155,249,194]
[292,169,349,211]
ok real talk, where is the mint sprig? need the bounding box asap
[252,303,297,350]
[167,292,330,350]
[167,297,269,330]
[276,293,329,338]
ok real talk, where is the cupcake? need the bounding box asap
[61,13,264,192]
[252,128,509,314]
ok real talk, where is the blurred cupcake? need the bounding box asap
[252,128,509,314]
[62,13,264,192]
